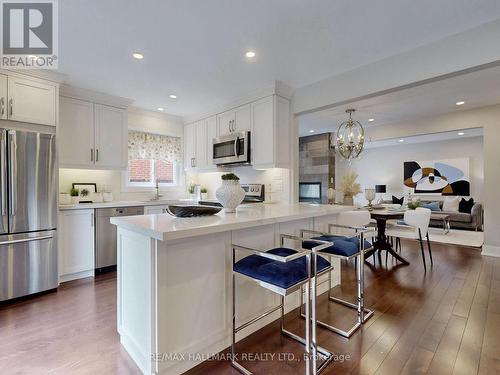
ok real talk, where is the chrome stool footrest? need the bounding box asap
[231,235,335,375]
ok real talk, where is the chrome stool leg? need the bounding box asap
[299,232,374,339]
[231,238,335,375]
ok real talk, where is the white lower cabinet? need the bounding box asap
[144,205,168,215]
[58,209,95,282]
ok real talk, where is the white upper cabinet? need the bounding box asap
[184,116,217,172]
[0,74,7,120]
[59,97,95,168]
[59,97,127,170]
[251,96,274,167]
[206,116,217,167]
[195,119,207,169]
[233,104,251,133]
[183,122,195,170]
[216,109,234,137]
[94,104,128,169]
[0,74,57,126]
[250,95,290,169]
[216,104,251,137]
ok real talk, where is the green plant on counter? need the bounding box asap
[407,201,420,210]
[221,173,240,181]
[70,188,79,197]
[200,187,208,193]
[187,184,196,194]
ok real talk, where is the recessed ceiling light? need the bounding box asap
[455,101,465,106]
[458,132,465,136]
[169,94,177,99]
[309,130,315,133]
[132,52,144,60]
[368,118,375,122]
[398,139,404,142]
[245,51,256,58]
[157,107,164,111]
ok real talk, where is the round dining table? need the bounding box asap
[365,209,410,265]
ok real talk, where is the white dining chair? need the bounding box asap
[385,208,433,271]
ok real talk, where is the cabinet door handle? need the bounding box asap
[0,97,4,116]
[91,213,94,227]
[193,158,196,167]
[96,149,99,162]
[91,149,94,162]
[8,98,13,117]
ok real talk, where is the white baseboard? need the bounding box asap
[59,269,95,283]
[481,245,500,257]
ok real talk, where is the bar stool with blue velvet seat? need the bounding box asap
[301,210,376,338]
[231,234,334,375]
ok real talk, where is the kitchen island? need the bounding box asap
[110,203,351,375]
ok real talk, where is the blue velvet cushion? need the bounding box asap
[302,235,372,257]
[422,201,441,212]
[233,247,330,290]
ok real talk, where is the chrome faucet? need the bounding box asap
[153,179,163,201]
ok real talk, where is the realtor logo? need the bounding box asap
[0,0,58,68]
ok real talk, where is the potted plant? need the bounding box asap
[407,200,420,210]
[200,187,208,200]
[216,173,245,213]
[70,188,79,204]
[187,183,196,200]
[340,171,362,205]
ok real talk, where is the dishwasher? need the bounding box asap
[95,206,144,273]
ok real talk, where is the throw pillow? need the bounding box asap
[442,196,460,212]
[392,195,404,205]
[459,198,474,214]
[422,201,441,212]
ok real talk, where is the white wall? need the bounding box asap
[59,108,185,201]
[336,136,483,205]
[190,167,290,203]
[330,104,500,256]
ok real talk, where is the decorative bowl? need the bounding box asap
[166,205,222,217]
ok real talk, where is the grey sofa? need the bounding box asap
[421,200,483,231]
[381,198,483,231]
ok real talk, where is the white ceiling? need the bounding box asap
[58,0,500,118]
[364,128,483,149]
[298,65,500,136]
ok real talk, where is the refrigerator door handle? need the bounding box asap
[0,234,54,246]
[0,130,6,217]
[8,131,16,216]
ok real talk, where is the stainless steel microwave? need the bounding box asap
[212,131,251,165]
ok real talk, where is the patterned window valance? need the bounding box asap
[128,131,181,163]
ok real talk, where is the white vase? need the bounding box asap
[216,180,245,213]
[344,196,354,205]
[201,193,208,200]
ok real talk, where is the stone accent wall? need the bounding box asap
[299,133,335,203]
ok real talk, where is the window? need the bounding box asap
[125,130,182,189]
[127,159,177,187]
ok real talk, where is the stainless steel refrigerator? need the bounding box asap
[0,128,57,302]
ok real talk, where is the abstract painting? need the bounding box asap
[403,158,470,196]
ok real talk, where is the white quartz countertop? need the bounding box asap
[59,199,197,210]
[110,204,352,241]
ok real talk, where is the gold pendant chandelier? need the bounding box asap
[336,108,365,160]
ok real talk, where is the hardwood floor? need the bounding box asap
[0,240,498,375]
